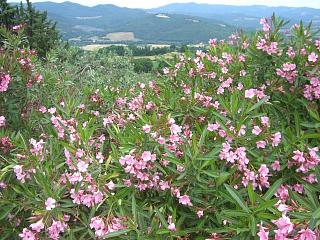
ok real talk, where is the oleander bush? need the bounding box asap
[0,16,320,240]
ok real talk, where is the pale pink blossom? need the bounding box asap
[0,116,5,127]
[45,197,56,211]
[308,52,318,62]
[298,228,317,240]
[197,210,204,218]
[271,161,281,171]
[257,223,269,240]
[142,124,151,133]
[245,89,256,99]
[179,194,193,206]
[77,160,88,172]
[252,126,262,135]
[30,219,44,233]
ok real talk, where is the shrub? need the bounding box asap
[0,16,320,240]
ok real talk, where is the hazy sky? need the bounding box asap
[9,0,320,9]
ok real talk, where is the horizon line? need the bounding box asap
[8,1,320,10]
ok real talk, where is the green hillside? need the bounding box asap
[31,1,236,44]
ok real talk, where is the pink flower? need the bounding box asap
[0,116,5,127]
[30,219,44,233]
[34,74,43,83]
[263,23,270,32]
[298,228,317,240]
[245,89,256,99]
[141,151,156,162]
[276,185,289,202]
[271,161,281,171]
[179,194,193,206]
[0,73,11,92]
[48,107,56,114]
[257,223,269,240]
[209,38,217,46]
[48,220,67,239]
[308,52,318,63]
[208,123,220,132]
[256,140,267,149]
[275,202,291,215]
[252,126,262,135]
[142,124,151,133]
[19,228,37,240]
[170,124,182,134]
[157,136,166,145]
[163,67,170,75]
[167,215,176,231]
[271,132,281,147]
[106,180,115,190]
[197,210,204,218]
[77,160,88,172]
[45,197,56,210]
[261,116,270,127]
[38,106,47,113]
[272,215,293,235]
[168,223,176,231]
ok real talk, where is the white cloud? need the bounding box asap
[9,0,320,8]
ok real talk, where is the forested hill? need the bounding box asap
[30,1,236,44]
[10,1,320,44]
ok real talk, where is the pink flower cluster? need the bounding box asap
[290,147,320,173]
[29,138,45,161]
[90,216,125,238]
[0,136,13,154]
[303,76,320,101]
[276,63,298,84]
[259,18,271,32]
[19,219,67,240]
[258,216,317,239]
[47,220,67,240]
[17,57,33,70]
[119,152,162,191]
[62,149,105,208]
[13,165,34,183]
[256,38,279,55]
[0,72,11,92]
[244,87,267,100]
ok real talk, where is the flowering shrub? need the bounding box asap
[0,16,320,239]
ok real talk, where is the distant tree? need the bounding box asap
[0,0,17,29]
[179,44,189,53]
[170,44,176,51]
[133,58,153,73]
[18,0,59,57]
[98,45,126,56]
[0,0,59,58]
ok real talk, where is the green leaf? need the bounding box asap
[263,178,283,200]
[102,229,131,238]
[246,97,269,114]
[224,184,249,213]
[247,183,255,206]
[0,205,15,221]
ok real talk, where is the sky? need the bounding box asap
[9,0,320,9]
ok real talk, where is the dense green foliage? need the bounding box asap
[0,15,320,240]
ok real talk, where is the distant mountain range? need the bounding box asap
[11,1,320,45]
[150,3,320,29]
